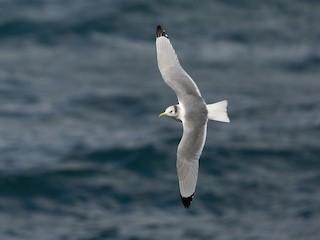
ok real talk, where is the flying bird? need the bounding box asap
[156,25,230,208]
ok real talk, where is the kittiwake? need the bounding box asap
[156,25,230,208]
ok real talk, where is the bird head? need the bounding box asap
[159,105,179,120]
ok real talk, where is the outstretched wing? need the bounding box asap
[156,25,202,104]
[177,121,207,208]
[156,26,208,208]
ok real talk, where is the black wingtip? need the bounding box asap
[181,194,194,209]
[156,25,168,39]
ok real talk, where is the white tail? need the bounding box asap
[206,100,230,123]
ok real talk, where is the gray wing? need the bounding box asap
[177,121,207,208]
[156,26,202,104]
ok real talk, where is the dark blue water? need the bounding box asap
[0,0,320,239]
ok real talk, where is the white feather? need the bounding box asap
[206,100,230,123]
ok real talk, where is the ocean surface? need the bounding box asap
[0,0,320,239]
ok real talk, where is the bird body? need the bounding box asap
[156,25,230,208]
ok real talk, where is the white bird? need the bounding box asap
[156,25,230,208]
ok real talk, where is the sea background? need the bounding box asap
[0,0,319,239]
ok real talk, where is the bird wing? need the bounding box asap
[156,25,202,104]
[177,121,207,208]
[156,26,208,208]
